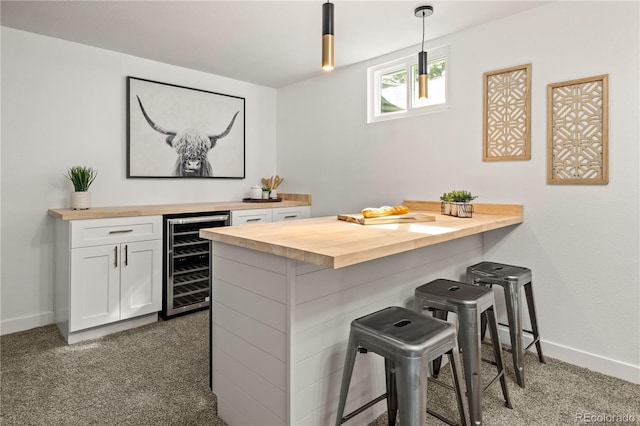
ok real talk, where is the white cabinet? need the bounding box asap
[231,206,310,226]
[55,216,163,343]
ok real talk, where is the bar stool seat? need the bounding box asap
[335,306,469,426]
[466,261,545,388]
[414,279,512,426]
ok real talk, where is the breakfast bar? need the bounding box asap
[200,201,523,426]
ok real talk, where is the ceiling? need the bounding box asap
[1,1,550,88]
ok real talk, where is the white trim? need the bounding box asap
[0,310,55,336]
[496,326,640,384]
[286,259,296,425]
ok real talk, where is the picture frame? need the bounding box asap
[483,63,532,161]
[547,74,608,185]
[127,76,245,179]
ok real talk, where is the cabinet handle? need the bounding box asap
[114,246,118,267]
[125,245,128,266]
[246,218,262,222]
[109,229,134,234]
[284,215,298,219]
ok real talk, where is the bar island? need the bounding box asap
[200,201,523,426]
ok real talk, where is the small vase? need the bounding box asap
[270,189,278,199]
[262,191,270,200]
[70,191,91,210]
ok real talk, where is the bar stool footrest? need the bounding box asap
[428,376,455,392]
[340,393,387,424]
[427,408,462,426]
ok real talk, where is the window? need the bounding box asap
[367,45,449,123]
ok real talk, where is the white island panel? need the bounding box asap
[212,235,484,425]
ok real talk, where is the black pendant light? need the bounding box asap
[415,5,433,100]
[322,1,334,71]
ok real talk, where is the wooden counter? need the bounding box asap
[200,201,522,269]
[201,201,523,426]
[48,193,311,220]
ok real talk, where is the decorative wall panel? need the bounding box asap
[547,74,609,184]
[483,64,531,161]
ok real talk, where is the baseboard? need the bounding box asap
[497,325,640,385]
[0,310,55,336]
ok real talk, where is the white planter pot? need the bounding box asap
[70,191,91,210]
[262,191,270,199]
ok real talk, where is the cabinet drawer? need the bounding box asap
[71,216,162,248]
[231,209,273,226]
[272,206,310,222]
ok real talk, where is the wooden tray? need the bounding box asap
[337,212,436,225]
[242,198,283,203]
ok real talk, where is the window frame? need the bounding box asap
[367,45,450,123]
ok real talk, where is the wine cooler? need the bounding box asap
[162,211,230,319]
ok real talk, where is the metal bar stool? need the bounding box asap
[414,279,513,426]
[466,261,545,388]
[335,306,469,426]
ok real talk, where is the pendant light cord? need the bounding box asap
[421,12,425,51]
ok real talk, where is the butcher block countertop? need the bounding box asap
[200,201,523,269]
[48,193,311,220]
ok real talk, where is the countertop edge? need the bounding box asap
[48,193,311,220]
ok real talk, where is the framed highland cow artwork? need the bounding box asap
[127,76,245,178]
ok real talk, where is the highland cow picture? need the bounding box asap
[127,77,245,178]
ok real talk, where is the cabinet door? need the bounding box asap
[70,245,120,331]
[120,240,162,319]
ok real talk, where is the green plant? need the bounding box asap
[441,190,477,203]
[451,190,477,203]
[440,192,454,202]
[65,165,97,192]
[261,185,271,192]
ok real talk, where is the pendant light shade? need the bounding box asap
[415,5,434,100]
[322,1,334,71]
[418,51,428,99]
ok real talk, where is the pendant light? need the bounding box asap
[322,1,334,71]
[415,5,433,100]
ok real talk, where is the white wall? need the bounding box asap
[0,27,277,333]
[276,1,640,383]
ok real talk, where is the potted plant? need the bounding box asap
[261,185,271,200]
[65,165,97,210]
[440,190,477,217]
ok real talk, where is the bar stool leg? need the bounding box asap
[335,335,358,426]
[502,281,525,388]
[394,357,427,426]
[384,359,398,426]
[447,348,470,426]
[431,308,448,378]
[485,307,513,409]
[524,282,546,364]
[457,309,483,426]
